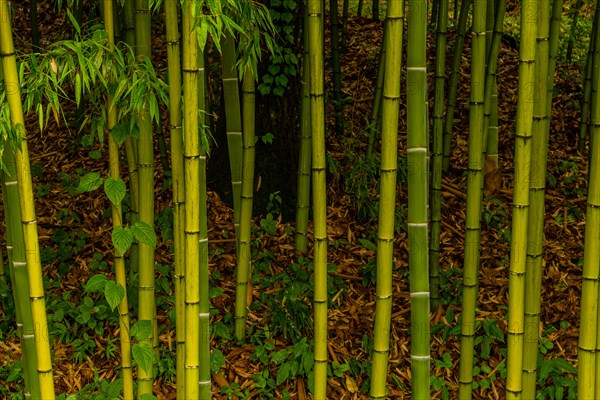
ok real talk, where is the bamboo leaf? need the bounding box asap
[104,280,125,311]
[131,320,153,341]
[85,274,108,292]
[112,226,133,256]
[75,72,81,106]
[78,172,103,192]
[133,342,155,373]
[104,177,126,207]
[132,221,157,248]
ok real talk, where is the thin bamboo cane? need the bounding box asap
[0,1,55,396]
[164,0,186,396]
[407,0,430,397]
[330,0,344,135]
[458,0,486,397]
[506,0,537,398]
[295,9,311,253]
[366,25,386,157]
[429,0,448,311]
[221,35,243,240]
[369,0,404,397]
[307,0,329,396]
[103,2,134,397]
[442,0,471,171]
[0,99,40,399]
[579,8,599,153]
[521,1,550,398]
[133,0,157,395]
[235,67,256,341]
[565,0,583,62]
[341,0,350,51]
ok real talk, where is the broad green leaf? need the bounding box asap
[112,226,133,256]
[104,177,126,207]
[358,238,377,251]
[85,274,107,292]
[271,349,289,365]
[104,280,125,311]
[131,320,153,341]
[140,394,158,400]
[132,343,155,373]
[132,221,157,248]
[210,349,226,373]
[78,172,103,192]
[276,362,291,385]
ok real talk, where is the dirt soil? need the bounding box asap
[0,1,590,399]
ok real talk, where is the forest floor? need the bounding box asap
[0,1,592,399]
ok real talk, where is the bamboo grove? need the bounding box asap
[0,0,599,399]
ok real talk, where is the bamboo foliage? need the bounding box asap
[458,0,486,397]
[407,0,430,397]
[307,0,329,396]
[369,0,404,397]
[506,0,537,398]
[0,0,56,397]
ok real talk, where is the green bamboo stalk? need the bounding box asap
[198,37,211,400]
[429,0,448,311]
[580,2,600,398]
[369,0,404,397]
[407,0,430,397]
[579,8,599,152]
[221,34,243,239]
[565,0,583,62]
[506,0,537,398]
[30,0,39,52]
[0,1,55,396]
[133,0,157,395]
[295,9,311,253]
[307,0,329,396]
[0,85,40,399]
[366,24,386,157]
[234,66,257,341]
[341,0,350,51]
[1,163,40,400]
[482,0,505,167]
[442,0,471,171]
[458,0,486,397]
[521,1,550,398]
[330,0,344,135]
[182,1,201,396]
[430,0,439,29]
[164,0,186,396]
[372,0,379,21]
[358,0,364,16]
[103,2,134,397]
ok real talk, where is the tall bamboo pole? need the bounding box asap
[580,2,600,398]
[506,0,537,398]
[234,66,257,341]
[429,0,448,311]
[369,0,404,397]
[0,79,40,399]
[0,1,55,397]
[295,8,311,253]
[164,0,186,396]
[307,0,329,396]
[133,1,157,395]
[183,1,201,397]
[458,0,486,397]
[103,2,134,398]
[330,0,344,135]
[442,0,471,171]
[407,0,430,397]
[521,1,550,398]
